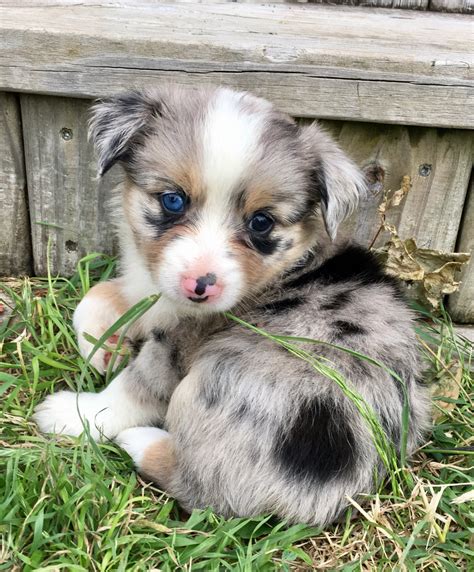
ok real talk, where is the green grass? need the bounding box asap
[1,254,473,571]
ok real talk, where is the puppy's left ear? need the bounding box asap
[299,123,366,240]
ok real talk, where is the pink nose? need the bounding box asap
[181,273,222,302]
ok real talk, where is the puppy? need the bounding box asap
[35,86,430,526]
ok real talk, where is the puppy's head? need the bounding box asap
[90,86,365,312]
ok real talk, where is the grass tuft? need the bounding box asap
[1,255,472,570]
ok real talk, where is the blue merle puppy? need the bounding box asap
[34,85,430,525]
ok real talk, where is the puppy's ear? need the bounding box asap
[299,123,366,240]
[89,91,160,176]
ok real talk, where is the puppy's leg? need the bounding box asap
[114,351,381,525]
[74,278,130,373]
[116,427,177,489]
[35,337,180,441]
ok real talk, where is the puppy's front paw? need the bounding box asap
[34,390,114,441]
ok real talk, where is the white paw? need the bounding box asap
[116,427,169,465]
[34,390,116,441]
[35,373,163,442]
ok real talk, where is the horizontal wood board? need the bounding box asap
[0,2,472,128]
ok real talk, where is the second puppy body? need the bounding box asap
[35,86,430,526]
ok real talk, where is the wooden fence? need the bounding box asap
[293,0,472,11]
[0,1,472,322]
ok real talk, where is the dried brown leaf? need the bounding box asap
[374,231,470,310]
[370,179,470,309]
[430,363,462,421]
[391,175,411,207]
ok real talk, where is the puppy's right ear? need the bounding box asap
[89,91,160,176]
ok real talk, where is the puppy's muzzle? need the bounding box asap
[181,273,222,303]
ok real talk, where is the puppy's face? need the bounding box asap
[90,86,365,312]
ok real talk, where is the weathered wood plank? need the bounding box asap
[0,2,472,129]
[291,0,470,11]
[4,69,471,130]
[2,2,469,84]
[386,0,428,7]
[0,92,32,276]
[429,0,473,13]
[449,177,474,323]
[395,130,473,251]
[309,0,429,8]
[317,121,473,251]
[20,95,119,276]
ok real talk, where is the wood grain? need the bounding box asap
[0,92,32,276]
[309,0,429,8]
[317,121,473,251]
[20,95,120,275]
[429,0,473,13]
[449,176,474,323]
[0,2,472,128]
[395,129,473,251]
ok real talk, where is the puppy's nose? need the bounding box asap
[181,273,221,302]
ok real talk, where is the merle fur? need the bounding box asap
[276,397,357,482]
[286,245,400,291]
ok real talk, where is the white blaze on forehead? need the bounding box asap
[202,89,266,209]
[153,89,267,311]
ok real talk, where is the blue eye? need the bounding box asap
[161,191,187,214]
[248,212,274,234]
